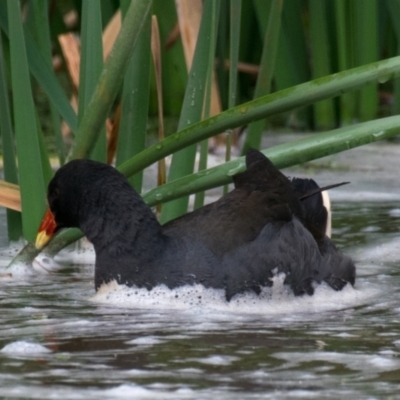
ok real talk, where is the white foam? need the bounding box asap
[104,384,156,398]
[33,254,65,272]
[1,262,37,278]
[0,256,61,280]
[0,383,198,400]
[1,341,51,355]
[53,239,96,265]
[0,238,97,282]
[0,242,33,277]
[103,383,200,399]
[189,355,239,366]
[91,274,375,316]
[333,332,358,338]
[126,337,164,346]
[273,351,400,374]
[388,208,400,217]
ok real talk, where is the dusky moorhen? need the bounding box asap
[35,149,355,300]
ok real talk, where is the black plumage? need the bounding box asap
[43,149,355,301]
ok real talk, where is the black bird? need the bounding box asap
[36,149,355,301]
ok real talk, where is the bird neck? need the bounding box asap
[78,187,164,253]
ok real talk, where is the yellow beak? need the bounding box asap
[35,208,57,249]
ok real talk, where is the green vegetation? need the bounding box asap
[1,0,400,265]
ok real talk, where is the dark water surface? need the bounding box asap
[1,201,400,399]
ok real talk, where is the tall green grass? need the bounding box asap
[2,0,400,266]
[159,0,220,224]
[242,0,283,153]
[0,31,22,240]
[116,0,152,192]
[7,0,50,242]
